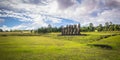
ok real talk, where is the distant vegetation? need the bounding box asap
[0,22,120,34]
[81,22,120,32]
[35,22,120,34]
[35,24,61,34]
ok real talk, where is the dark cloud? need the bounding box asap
[76,0,82,3]
[0,1,14,11]
[87,0,120,17]
[57,0,75,9]
[96,0,120,10]
[22,0,49,5]
[105,0,120,9]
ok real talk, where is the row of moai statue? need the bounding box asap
[62,24,80,35]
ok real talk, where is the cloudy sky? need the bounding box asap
[0,0,120,30]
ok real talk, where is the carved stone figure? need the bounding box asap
[62,24,80,35]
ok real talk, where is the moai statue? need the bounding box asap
[65,27,67,35]
[68,25,70,35]
[73,25,75,35]
[62,26,64,35]
[77,23,80,35]
[75,24,78,35]
[66,25,69,35]
[71,25,74,35]
[69,25,71,35]
[64,28,66,35]
[61,23,81,35]
[62,27,63,35]
[63,27,65,35]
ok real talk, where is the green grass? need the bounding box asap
[90,35,120,49]
[0,32,120,60]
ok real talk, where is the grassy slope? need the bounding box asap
[91,35,120,49]
[0,32,120,60]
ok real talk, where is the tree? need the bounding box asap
[104,22,109,31]
[48,24,52,28]
[52,27,58,32]
[118,25,120,31]
[58,26,62,32]
[96,24,103,31]
[37,27,48,33]
[108,22,114,31]
[89,23,94,31]
[0,29,3,32]
[109,22,112,25]
[47,24,52,32]
[81,27,88,32]
[114,25,119,31]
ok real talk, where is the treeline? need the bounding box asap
[35,24,62,33]
[0,29,22,32]
[81,22,120,32]
[35,22,120,33]
[0,22,120,33]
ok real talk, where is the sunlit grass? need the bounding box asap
[90,35,120,49]
[0,32,120,60]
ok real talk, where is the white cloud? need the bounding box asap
[0,25,10,31]
[0,0,120,30]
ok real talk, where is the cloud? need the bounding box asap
[105,0,120,9]
[57,0,75,9]
[0,0,120,30]
[0,25,10,31]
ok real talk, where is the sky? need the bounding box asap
[0,0,120,30]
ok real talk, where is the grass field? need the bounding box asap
[0,32,120,60]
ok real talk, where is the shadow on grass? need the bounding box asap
[87,44,112,50]
[58,34,87,36]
